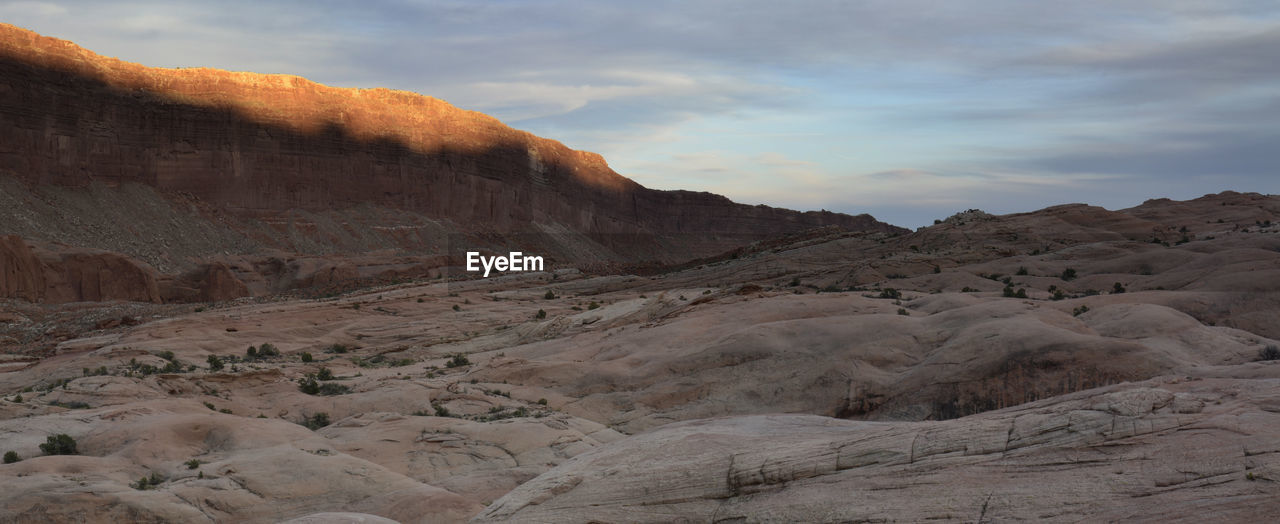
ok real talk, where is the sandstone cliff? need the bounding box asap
[0,23,900,290]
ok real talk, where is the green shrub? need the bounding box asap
[433,403,451,417]
[3,451,18,464]
[185,459,201,469]
[327,344,350,354]
[1259,345,1280,361]
[1112,282,1126,294]
[452,304,461,312]
[300,412,331,430]
[878,288,901,300]
[535,309,547,319]
[300,352,313,363]
[298,377,320,395]
[544,290,556,299]
[446,354,470,368]
[587,302,599,310]
[132,472,166,490]
[316,367,335,381]
[1073,305,1090,317]
[1016,267,1028,276]
[1061,268,1078,281]
[206,355,224,371]
[897,308,909,316]
[39,434,78,456]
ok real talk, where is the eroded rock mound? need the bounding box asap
[477,376,1280,522]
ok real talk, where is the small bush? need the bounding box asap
[878,288,901,300]
[1073,305,1090,317]
[452,304,461,312]
[537,398,548,406]
[3,451,18,464]
[544,290,556,299]
[298,377,320,395]
[185,459,201,469]
[1016,266,1028,276]
[327,344,350,354]
[1259,345,1280,361]
[535,309,546,319]
[897,308,909,316]
[446,354,470,368]
[316,367,335,381]
[300,352,313,363]
[587,302,599,310]
[1112,282,1126,294]
[1061,268,1078,281]
[39,434,78,456]
[300,412,330,430]
[433,403,451,417]
[132,472,166,490]
[206,355,224,371]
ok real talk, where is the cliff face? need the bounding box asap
[0,24,899,258]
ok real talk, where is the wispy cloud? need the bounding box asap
[3,0,1278,228]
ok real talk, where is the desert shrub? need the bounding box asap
[537,398,548,406]
[1259,345,1280,361]
[933,265,941,274]
[132,472,166,490]
[416,298,424,303]
[1016,266,1028,276]
[1112,282,1126,294]
[897,308,909,316]
[4,451,19,463]
[185,459,201,469]
[157,351,176,362]
[1073,305,1090,317]
[50,400,91,409]
[1002,286,1015,298]
[206,355,224,371]
[316,367,335,381]
[39,434,78,455]
[204,401,216,410]
[1061,268,1078,281]
[300,412,331,430]
[961,286,977,293]
[326,344,351,354]
[452,304,461,312]
[246,346,257,359]
[298,377,320,395]
[588,301,600,310]
[300,352,313,363]
[878,288,901,300]
[1052,289,1066,301]
[544,290,556,299]
[789,277,800,287]
[535,309,546,319]
[446,354,470,368]
[433,403,451,417]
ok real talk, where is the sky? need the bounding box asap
[2,1,1278,228]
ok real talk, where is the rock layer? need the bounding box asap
[0,22,900,283]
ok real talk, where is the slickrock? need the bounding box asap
[476,375,1280,522]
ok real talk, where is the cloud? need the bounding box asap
[0,1,67,17]
[2,0,1277,229]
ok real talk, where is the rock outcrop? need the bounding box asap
[0,235,161,303]
[0,23,901,282]
[476,376,1280,522]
